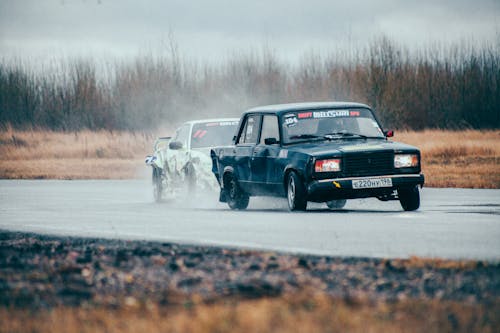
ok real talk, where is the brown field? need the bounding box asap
[0,128,152,179]
[397,130,500,188]
[2,295,498,333]
[0,129,499,188]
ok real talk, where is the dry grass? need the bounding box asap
[0,129,499,187]
[387,256,485,270]
[395,130,500,188]
[0,128,152,179]
[1,295,498,333]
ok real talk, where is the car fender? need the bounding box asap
[283,164,306,189]
[189,150,219,190]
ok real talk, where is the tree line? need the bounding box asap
[1,37,499,131]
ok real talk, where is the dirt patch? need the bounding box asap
[1,231,499,332]
[1,231,498,309]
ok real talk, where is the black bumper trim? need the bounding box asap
[307,174,424,202]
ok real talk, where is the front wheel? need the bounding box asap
[326,199,346,210]
[152,167,163,203]
[398,186,420,211]
[225,174,249,210]
[287,171,307,211]
[184,162,197,195]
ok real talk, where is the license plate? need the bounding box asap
[352,177,393,189]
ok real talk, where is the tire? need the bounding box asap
[224,173,249,210]
[398,186,420,211]
[287,171,307,211]
[152,168,163,203]
[184,163,197,195]
[326,199,347,210]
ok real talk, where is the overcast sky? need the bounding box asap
[1,0,499,63]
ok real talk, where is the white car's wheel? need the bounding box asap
[152,168,163,203]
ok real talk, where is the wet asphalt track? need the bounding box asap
[0,180,499,261]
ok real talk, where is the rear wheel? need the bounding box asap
[398,186,420,211]
[287,171,307,211]
[225,174,249,210]
[152,168,163,203]
[326,199,347,210]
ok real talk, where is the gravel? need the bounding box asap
[1,230,499,309]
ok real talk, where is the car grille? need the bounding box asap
[343,151,394,177]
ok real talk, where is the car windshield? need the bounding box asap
[281,108,385,144]
[190,121,239,148]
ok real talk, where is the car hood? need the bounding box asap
[285,139,419,157]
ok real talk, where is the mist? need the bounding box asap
[1,36,500,132]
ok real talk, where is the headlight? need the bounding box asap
[394,154,419,168]
[315,159,341,172]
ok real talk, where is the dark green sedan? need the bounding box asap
[211,102,424,211]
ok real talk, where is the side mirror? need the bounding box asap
[169,141,183,150]
[384,130,394,138]
[264,137,279,145]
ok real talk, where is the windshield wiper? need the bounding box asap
[324,132,369,140]
[289,134,324,140]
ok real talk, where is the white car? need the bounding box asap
[145,118,239,202]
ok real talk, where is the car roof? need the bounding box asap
[182,118,240,126]
[245,101,370,115]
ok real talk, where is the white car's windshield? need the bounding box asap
[281,108,385,143]
[190,121,239,148]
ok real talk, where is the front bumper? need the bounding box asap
[307,174,424,202]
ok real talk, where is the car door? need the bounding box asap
[234,114,261,193]
[167,124,191,175]
[250,114,281,194]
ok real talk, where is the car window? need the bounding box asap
[174,124,190,149]
[190,121,239,148]
[260,115,279,144]
[237,114,261,144]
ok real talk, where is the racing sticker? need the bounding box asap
[192,129,208,138]
[298,112,313,119]
[283,114,298,127]
[206,121,239,127]
[312,110,349,118]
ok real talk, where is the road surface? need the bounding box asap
[1,180,499,261]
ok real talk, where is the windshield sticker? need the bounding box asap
[221,121,239,126]
[313,110,349,118]
[205,121,238,127]
[298,112,313,119]
[193,130,207,138]
[284,114,298,127]
[350,111,360,116]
